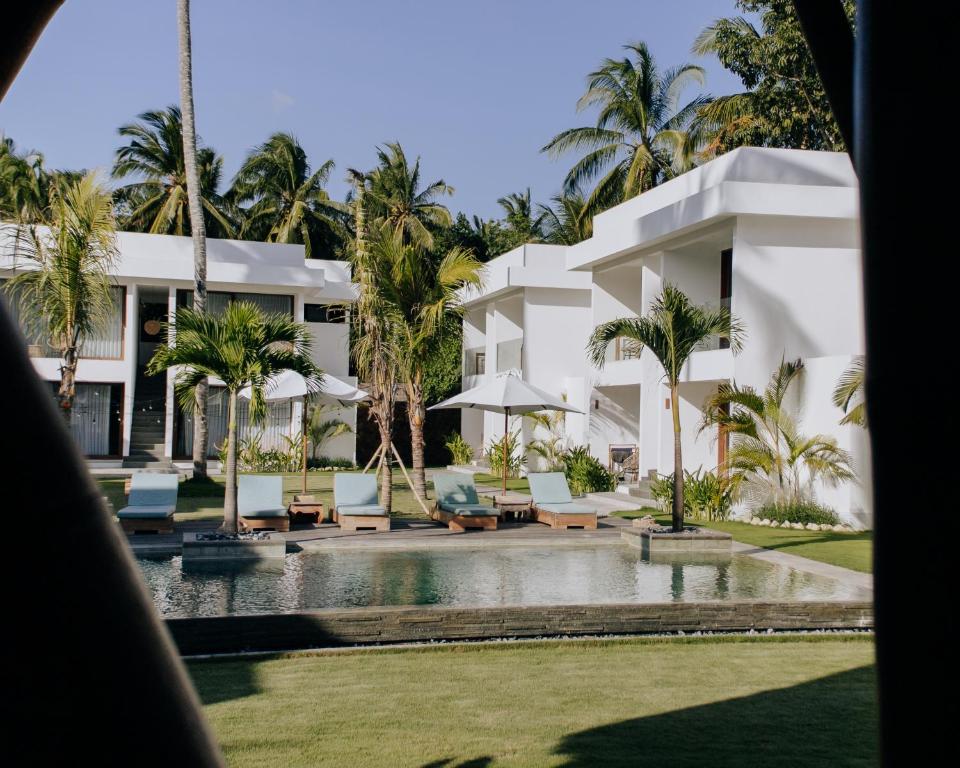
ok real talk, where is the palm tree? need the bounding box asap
[374,231,483,499]
[306,405,353,460]
[348,168,399,511]
[542,41,711,220]
[228,133,348,258]
[536,188,596,245]
[112,106,235,238]
[3,173,118,417]
[1,138,48,223]
[147,302,320,532]
[588,283,742,531]
[497,188,543,247]
[702,358,855,505]
[366,142,453,249]
[832,355,866,427]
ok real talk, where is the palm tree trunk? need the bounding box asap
[406,375,427,501]
[377,417,393,512]
[670,382,684,533]
[223,389,238,533]
[177,0,209,480]
[58,345,78,424]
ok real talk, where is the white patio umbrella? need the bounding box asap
[238,371,369,494]
[429,372,582,496]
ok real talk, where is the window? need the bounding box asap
[177,290,293,317]
[49,381,124,456]
[719,248,733,349]
[475,352,486,375]
[304,303,346,323]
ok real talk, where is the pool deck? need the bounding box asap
[126,515,872,595]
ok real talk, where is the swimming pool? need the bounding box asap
[137,543,868,619]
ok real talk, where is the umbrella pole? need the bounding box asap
[301,395,308,496]
[502,409,508,497]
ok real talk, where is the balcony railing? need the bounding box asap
[496,338,522,373]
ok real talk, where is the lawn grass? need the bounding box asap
[189,635,877,768]
[612,509,873,574]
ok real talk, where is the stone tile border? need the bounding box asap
[166,601,874,655]
[731,541,873,594]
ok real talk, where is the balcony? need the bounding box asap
[496,338,522,373]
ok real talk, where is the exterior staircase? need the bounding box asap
[615,469,659,508]
[123,371,172,469]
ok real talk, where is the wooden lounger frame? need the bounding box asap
[239,515,290,533]
[430,505,498,532]
[333,509,391,532]
[119,517,174,535]
[533,505,597,530]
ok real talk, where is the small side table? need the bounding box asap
[288,494,325,525]
[493,494,533,522]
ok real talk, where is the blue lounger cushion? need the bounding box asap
[338,504,387,517]
[439,502,497,516]
[118,473,179,519]
[334,473,380,510]
[536,502,596,515]
[527,472,574,505]
[238,475,286,518]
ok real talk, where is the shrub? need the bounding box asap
[756,499,839,526]
[684,468,734,521]
[444,432,474,466]
[561,445,616,495]
[307,456,357,470]
[486,429,523,478]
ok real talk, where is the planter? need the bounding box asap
[621,527,732,555]
[181,531,286,564]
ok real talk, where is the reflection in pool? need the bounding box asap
[137,544,868,618]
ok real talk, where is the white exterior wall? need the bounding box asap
[458,148,870,526]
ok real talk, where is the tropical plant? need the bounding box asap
[3,173,118,417]
[832,355,866,427]
[536,188,596,246]
[684,467,734,521]
[228,133,348,258]
[701,358,855,508]
[365,142,453,249]
[561,445,616,495]
[649,472,684,516]
[525,410,567,471]
[306,404,353,459]
[370,230,482,499]
[432,212,513,262]
[147,301,320,532]
[1,138,49,223]
[542,41,711,220]
[111,106,235,238]
[755,499,839,526]
[691,0,854,154]
[307,456,356,470]
[347,168,399,511]
[444,432,474,466]
[497,188,544,249]
[486,428,523,479]
[177,0,211,481]
[588,283,743,531]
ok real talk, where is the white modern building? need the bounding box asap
[1,231,358,469]
[460,147,871,527]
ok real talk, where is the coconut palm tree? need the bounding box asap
[588,283,742,531]
[542,41,711,219]
[228,133,348,258]
[536,188,597,246]
[348,168,400,511]
[374,231,483,499]
[832,355,866,427]
[3,173,118,417]
[366,142,453,249]
[147,302,319,532]
[112,106,235,238]
[497,188,544,248]
[702,358,855,505]
[1,138,48,223]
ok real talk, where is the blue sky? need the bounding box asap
[0,0,744,219]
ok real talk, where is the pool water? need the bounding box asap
[137,544,867,619]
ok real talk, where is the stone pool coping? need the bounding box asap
[166,601,874,655]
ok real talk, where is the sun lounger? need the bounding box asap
[527,472,598,529]
[238,475,290,532]
[333,473,391,531]
[116,473,178,534]
[431,472,498,531]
